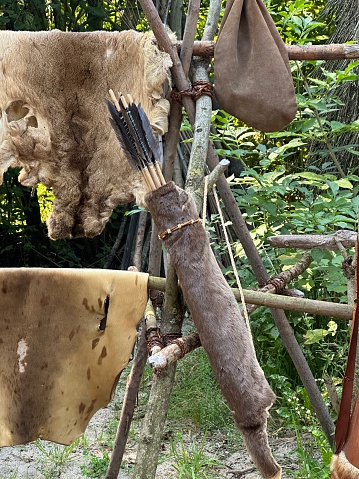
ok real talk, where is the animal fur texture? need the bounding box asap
[331,452,359,479]
[0,30,172,239]
[145,182,281,479]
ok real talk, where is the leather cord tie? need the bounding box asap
[162,333,186,358]
[171,81,214,102]
[145,327,163,354]
[158,218,200,240]
[264,276,287,293]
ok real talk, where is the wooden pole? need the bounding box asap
[148,275,352,320]
[148,332,201,370]
[105,322,148,479]
[267,231,356,250]
[174,40,359,60]
[133,1,203,478]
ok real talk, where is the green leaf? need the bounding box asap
[329,121,346,131]
[304,329,329,345]
[327,321,338,336]
[292,172,326,182]
[335,178,353,189]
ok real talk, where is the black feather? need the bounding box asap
[106,93,165,190]
[118,97,151,165]
[106,100,142,171]
[137,103,162,163]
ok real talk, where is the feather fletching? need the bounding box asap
[106,100,142,171]
[106,91,166,191]
[137,103,162,163]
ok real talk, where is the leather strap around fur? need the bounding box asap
[158,218,200,239]
[334,240,359,453]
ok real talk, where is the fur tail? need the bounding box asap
[331,451,359,479]
[240,419,282,479]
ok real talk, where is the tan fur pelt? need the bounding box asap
[0,30,172,239]
[331,451,359,479]
[146,182,281,479]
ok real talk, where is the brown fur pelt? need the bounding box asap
[145,182,281,479]
[0,30,172,239]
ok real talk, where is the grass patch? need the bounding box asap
[169,432,221,479]
[168,348,235,431]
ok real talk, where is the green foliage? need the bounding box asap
[231,169,358,237]
[0,0,145,32]
[266,0,330,44]
[213,57,359,174]
[169,432,221,479]
[292,423,331,478]
[80,449,110,478]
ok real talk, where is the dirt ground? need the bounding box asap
[0,399,303,479]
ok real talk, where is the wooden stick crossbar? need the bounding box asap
[175,41,359,61]
[148,275,352,320]
[267,231,357,250]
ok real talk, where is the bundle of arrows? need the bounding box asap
[107,89,166,192]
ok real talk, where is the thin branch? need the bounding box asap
[132,211,148,271]
[174,41,359,60]
[184,59,213,211]
[207,159,230,189]
[180,0,201,76]
[105,322,148,479]
[148,275,352,320]
[297,61,345,177]
[185,0,222,211]
[324,375,341,415]
[103,214,128,268]
[148,332,201,370]
[267,231,356,250]
[202,0,221,41]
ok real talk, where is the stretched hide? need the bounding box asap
[146,182,281,479]
[214,0,297,132]
[0,30,172,239]
[0,268,148,446]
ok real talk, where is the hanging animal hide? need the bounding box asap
[146,182,281,479]
[0,30,172,239]
[0,268,148,446]
[214,0,297,132]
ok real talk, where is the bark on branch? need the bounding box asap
[148,332,201,370]
[174,41,359,60]
[105,323,148,479]
[267,231,357,250]
[148,276,352,320]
